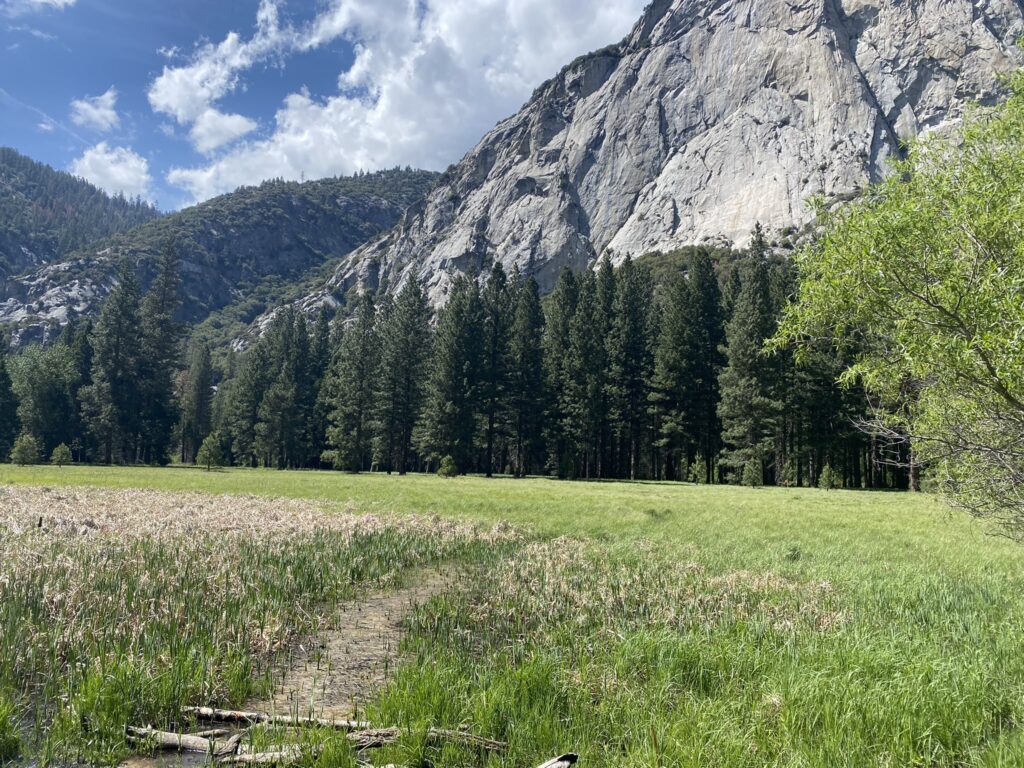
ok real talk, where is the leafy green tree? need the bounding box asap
[9,345,79,456]
[775,74,1024,525]
[51,442,72,467]
[508,273,545,476]
[10,432,40,465]
[419,275,482,473]
[327,292,379,471]
[80,261,143,464]
[179,342,213,464]
[196,432,225,470]
[0,348,18,461]
[374,281,431,474]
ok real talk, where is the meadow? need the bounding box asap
[1,466,1023,767]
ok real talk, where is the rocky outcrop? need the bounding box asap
[310,0,1024,306]
[0,170,438,346]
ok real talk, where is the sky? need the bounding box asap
[0,0,647,211]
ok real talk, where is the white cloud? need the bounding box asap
[157,0,647,202]
[70,142,152,199]
[1,0,74,17]
[189,108,258,154]
[37,118,55,132]
[70,87,119,132]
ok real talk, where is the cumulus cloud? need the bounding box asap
[70,142,152,199]
[70,87,119,132]
[189,108,259,154]
[157,0,646,202]
[1,0,74,17]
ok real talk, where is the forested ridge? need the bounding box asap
[0,147,159,277]
[0,230,904,489]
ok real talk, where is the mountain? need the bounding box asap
[0,147,159,278]
[0,169,438,345]
[298,0,1024,308]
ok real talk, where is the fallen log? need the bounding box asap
[192,728,230,738]
[184,706,369,731]
[346,726,506,751]
[126,726,243,757]
[218,747,306,765]
[127,726,212,753]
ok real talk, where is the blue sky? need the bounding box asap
[0,0,646,210]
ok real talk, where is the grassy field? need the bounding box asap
[2,466,1024,766]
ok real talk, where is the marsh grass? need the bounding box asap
[0,487,515,766]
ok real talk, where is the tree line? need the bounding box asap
[0,232,911,488]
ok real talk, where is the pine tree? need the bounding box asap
[419,275,483,473]
[687,250,725,482]
[225,340,272,467]
[563,273,606,478]
[508,273,545,477]
[179,342,213,464]
[308,306,333,466]
[327,292,379,472]
[138,244,182,464]
[717,256,781,483]
[0,347,18,461]
[542,268,578,477]
[478,263,512,477]
[80,261,143,464]
[606,256,653,480]
[375,281,430,474]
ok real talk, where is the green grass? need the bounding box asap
[3,466,1024,766]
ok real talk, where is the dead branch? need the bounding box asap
[184,705,369,731]
[346,726,506,751]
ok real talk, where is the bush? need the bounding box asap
[437,455,458,478]
[10,433,40,466]
[819,464,841,490]
[741,458,762,487]
[50,442,72,467]
[195,433,224,471]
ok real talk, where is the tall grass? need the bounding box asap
[0,487,514,766]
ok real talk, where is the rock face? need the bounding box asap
[314,0,1024,305]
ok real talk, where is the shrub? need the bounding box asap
[10,432,40,466]
[50,442,72,467]
[195,433,224,471]
[741,458,762,487]
[819,464,840,490]
[437,455,458,478]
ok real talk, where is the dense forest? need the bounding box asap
[0,229,908,489]
[0,147,159,277]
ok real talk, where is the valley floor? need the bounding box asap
[1,467,1023,766]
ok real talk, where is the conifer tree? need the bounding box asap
[327,292,379,471]
[375,281,430,474]
[419,275,483,473]
[508,273,545,477]
[717,256,781,482]
[478,263,512,476]
[138,244,182,464]
[80,261,143,464]
[563,273,606,478]
[606,256,653,479]
[543,268,578,477]
[687,250,725,482]
[179,342,213,464]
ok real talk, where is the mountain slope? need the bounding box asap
[304,0,1024,307]
[0,169,438,345]
[0,147,159,278]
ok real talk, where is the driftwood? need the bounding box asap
[218,746,308,765]
[192,728,231,738]
[346,726,506,751]
[126,725,242,756]
[184,705,369,731]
